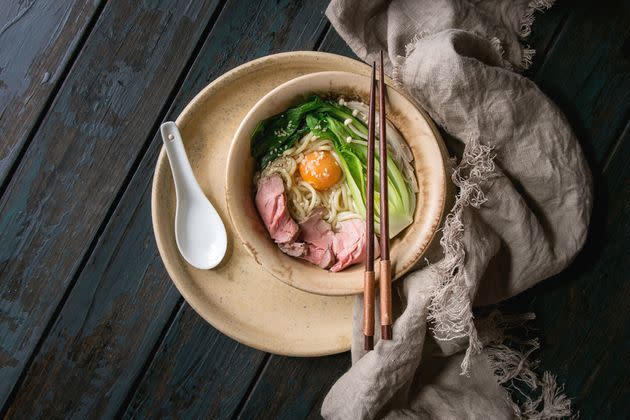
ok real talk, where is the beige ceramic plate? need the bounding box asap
[152,52,447,356]
[226,71,447,295]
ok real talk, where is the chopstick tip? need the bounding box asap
[364,335,374,350]
[381,325,392,340]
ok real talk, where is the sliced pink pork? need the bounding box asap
[256,175,378,271]
[331,219,379,272]
[297,209,336,269]
[255,175,298,244]
[278,241,306,257]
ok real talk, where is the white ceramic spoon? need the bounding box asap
[160,121,227,269]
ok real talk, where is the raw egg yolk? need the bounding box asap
[299,151,342,190]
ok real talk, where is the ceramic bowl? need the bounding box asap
[226,71,446,296]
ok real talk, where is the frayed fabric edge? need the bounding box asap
[423,139,574,417]
[481,311,574,419]
[490,37,515,71]
[427,136,496,375]
[517,0,555,69]
[519,0,556,39]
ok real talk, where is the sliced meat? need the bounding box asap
[278,241,305,257]
[255,175,299,244]
[298,209,335,269]
[330,219,379,272]
[257,182,378,272]
[302,245,335,269]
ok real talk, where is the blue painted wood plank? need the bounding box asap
[4,0,330,417]
[0,0,222,411]
[0,0,104,188]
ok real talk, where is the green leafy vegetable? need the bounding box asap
[250,95,416,237]
[251,96,323,169]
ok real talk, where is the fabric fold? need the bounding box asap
[323,1,591,418]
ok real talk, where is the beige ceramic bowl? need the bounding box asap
[226,71,446,296]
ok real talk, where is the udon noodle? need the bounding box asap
[255,132,360,228]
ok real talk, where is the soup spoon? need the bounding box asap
[160,121,227,269]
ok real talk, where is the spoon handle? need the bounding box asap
[160,122,200,196]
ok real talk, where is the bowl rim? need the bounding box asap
[225,70,447,296]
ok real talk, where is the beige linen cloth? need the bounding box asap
[322,1,592,419]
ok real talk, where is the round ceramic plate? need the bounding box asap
[152,52,447,356]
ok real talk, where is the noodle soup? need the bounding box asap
[251,95,417,272]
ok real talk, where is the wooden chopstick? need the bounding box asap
[378,50,393,340]
[364,61,376,351]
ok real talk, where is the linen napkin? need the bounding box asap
[322,1,592,418]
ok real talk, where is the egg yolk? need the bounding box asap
[298,151,342,190]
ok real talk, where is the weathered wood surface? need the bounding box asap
[542,124,629,419]
[0,0,103,188]
[236,354,350,420]
[0,0,222,411]
[0,0,628,418]
[122,305,267,419]
[3,0,329,418]
[532,0,630,164]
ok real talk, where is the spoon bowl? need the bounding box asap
[161,122,227,269]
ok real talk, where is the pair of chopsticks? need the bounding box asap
[364,51,393,351]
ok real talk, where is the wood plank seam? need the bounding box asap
[0,0,109,203]
[525,9,570,77]
[602,117,629,172]
[0,0,230,415]
[313,21,332,52]
[114,295,187,419]
[230,354,272,420]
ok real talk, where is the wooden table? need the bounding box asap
[0,0,627,418]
